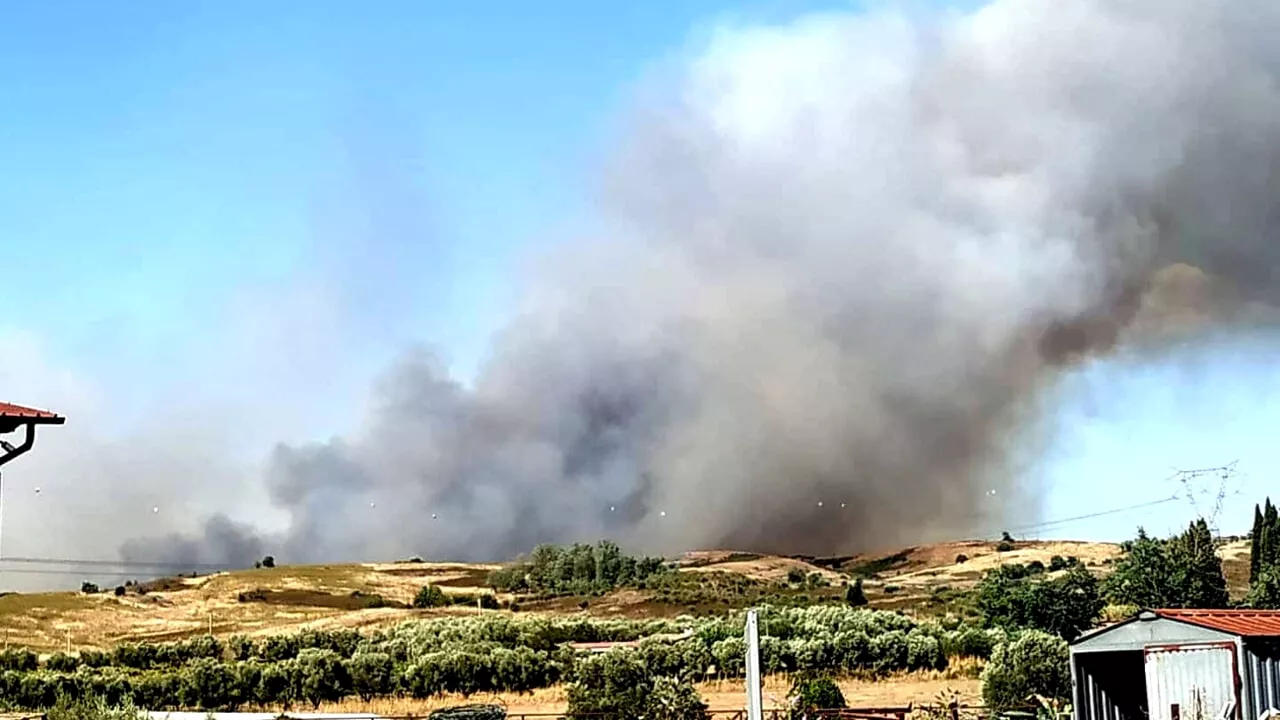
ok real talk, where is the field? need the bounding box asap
[302,665,986,714]
[0,538,1254,712]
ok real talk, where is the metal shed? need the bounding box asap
[1071,609,1280,720]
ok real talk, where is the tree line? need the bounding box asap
[0,607,1004,712]
[487,541,669,596]
[975,501,1280,649]
[1249,498,1280,607]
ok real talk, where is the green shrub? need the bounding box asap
[567,650,705,720]
[845,579,867,607]
[44,653,81,673]
[180,657,236,710]
[645,675,708,720]
[295,648,350,708]
[349,652,395,701]
[46,692,140,720]
[980,630,1070,711]
[789,674,846,718]
[0,604,996,711]
[414,585,450,609]
[0,649,39,672]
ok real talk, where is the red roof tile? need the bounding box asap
[1156,609,1280,637]
[0,402,64,424]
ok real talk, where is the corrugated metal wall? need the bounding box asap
[1243,640,1280,719]
[1145,644,1238,720]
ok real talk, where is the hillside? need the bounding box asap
[0,537,1257,712]
[1,537,1227,655]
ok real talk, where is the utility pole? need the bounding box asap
[745,608,763,720]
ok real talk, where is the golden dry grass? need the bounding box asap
[0,539,1250,654]
[683,556,847,585]
[302,665,984,715]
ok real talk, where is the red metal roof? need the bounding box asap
[0,402,64,423]
[1156,609,1280,636]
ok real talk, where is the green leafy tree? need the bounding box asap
[566,651,653,719]
[845,578,868,607]
[231,661,263,709]
[978,564,1102,641]
[349,652,395,702]
[1167,519,1229,609]
[0,649,38,672]
[258,660,296,709]
[981,630,1070,711]
[566,649,705,720]
[181,658,236,710]
[1106,522,1228,609]
[1247,565,1280,609]
[413,585,449,609]
[489,542,668,596]
[1105,528,1174,607]
[295,648,350,708]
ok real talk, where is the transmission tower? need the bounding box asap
[1170,461,1242,536]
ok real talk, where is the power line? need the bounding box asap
[0,556,238,571]
[0,567,155,578]
[999,494,1183,535]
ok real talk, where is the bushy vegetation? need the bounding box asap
[845,578,867,607]
[0,605,985,711]
[977,563,1103,641]
[413,585,450,609]
[643,571,845,610]
[979,630,1070,711]
[1104,520,1229,609]
[788,674,846,719]
[566,650,707,720]
[30,508,1280,716]
[1249,498,1280,608]
[488,541,668,596]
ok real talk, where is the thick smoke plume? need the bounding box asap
[101,0,1280,565]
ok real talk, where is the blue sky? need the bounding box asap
[1,0,1275,548]
[1,0,864,432]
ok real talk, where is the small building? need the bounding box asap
[1071,609,1280,720]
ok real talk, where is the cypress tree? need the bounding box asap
[1169,519,1230,609]
[1265,500,1279,572]
[1252,503,1265,583]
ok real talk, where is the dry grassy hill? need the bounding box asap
[0,538,1253,655]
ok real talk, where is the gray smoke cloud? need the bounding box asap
[43,0,1280,570]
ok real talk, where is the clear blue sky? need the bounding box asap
[1,0,1274,545]
[1,0,859,432]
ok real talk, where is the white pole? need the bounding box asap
[745,608,763,720]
